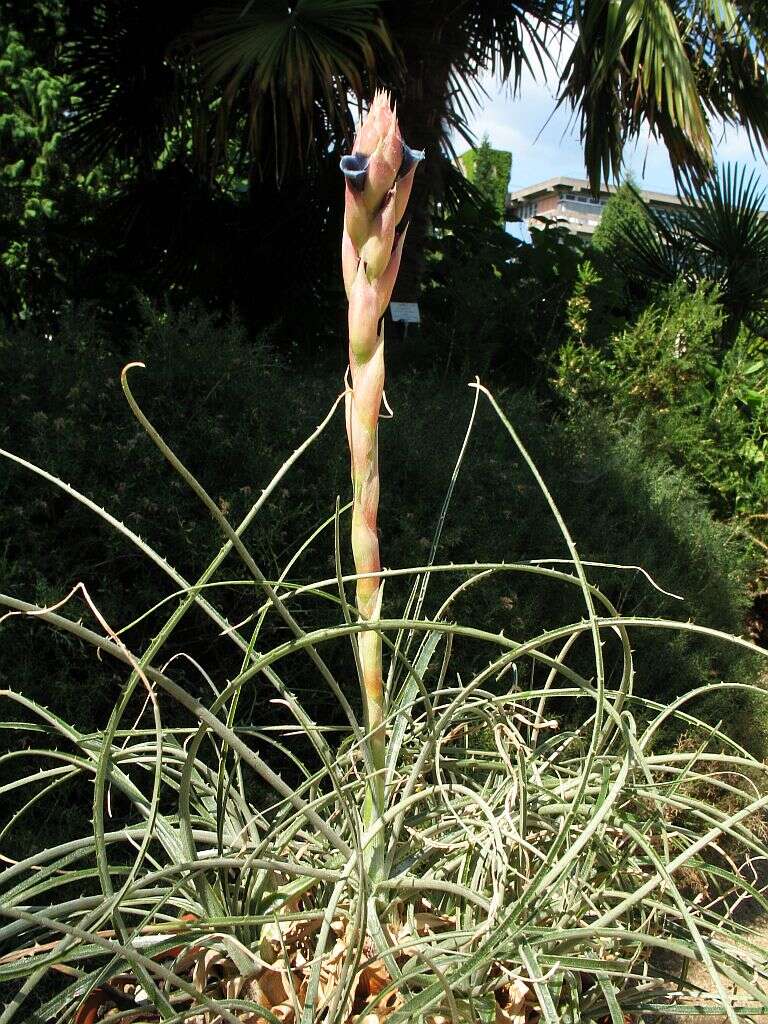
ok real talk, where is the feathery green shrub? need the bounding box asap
[554,281,768,531]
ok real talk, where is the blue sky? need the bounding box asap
[458,67,768,197]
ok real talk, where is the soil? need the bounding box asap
[656,860,768,1024]
[746,592,768,649]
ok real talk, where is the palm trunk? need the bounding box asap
[391,51,454,302]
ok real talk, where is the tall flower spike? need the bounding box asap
[340,93,423,841]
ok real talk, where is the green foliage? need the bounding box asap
[591,179,649,257]
[0,3,349,337]
[421,196,519,375]
[423,203,587,378]
[195,0,391,179]
[554,281,768,529]
[576,181,650,341]
[4,4,768,327]
[458,135,512,224]
[606,165,768,345]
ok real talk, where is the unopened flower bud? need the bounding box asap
[361,191,397,281]
[348,260,380,361]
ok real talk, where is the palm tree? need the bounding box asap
[609,165,768,347]
[65,0,768,298]
[188,0,768,295]
[557,1,768,191]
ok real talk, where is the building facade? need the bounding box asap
[506,177,683,237]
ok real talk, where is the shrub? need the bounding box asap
[422,207,586,381]
[554,281,768,530]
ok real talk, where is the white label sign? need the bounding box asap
[389,302,421,324]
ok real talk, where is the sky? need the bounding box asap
[458,65,768,199]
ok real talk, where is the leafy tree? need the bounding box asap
[185,0,768,192]
[591,179,649,257]
[555,1,768,190]
[576,179,653,338]
[460,134,512,224]
[0,2,356,333]
[6,1,768,327]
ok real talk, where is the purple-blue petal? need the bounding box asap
[398,143,425,179]
[340,153,369,192]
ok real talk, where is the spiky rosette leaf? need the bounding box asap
[2,381,768,1023]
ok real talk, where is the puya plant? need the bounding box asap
[3,93,768,1024]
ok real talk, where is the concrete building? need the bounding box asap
[506,176,684,237]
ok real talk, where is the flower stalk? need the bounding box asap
[340,93,422,834]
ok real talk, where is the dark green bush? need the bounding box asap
[421,202,586,381]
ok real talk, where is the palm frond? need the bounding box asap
[191,0,393,177]
[559,0,714,190]
[611,164,768,342]
[458,0,558,91]
[437,0,559,153]
[64,0,199,168]
[559,0,768,191]
[686,0,768,159]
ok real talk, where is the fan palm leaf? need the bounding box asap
[611,165,768,343]
[191,0,393,176]
[683,164,768,335]
[64,1,200,168]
